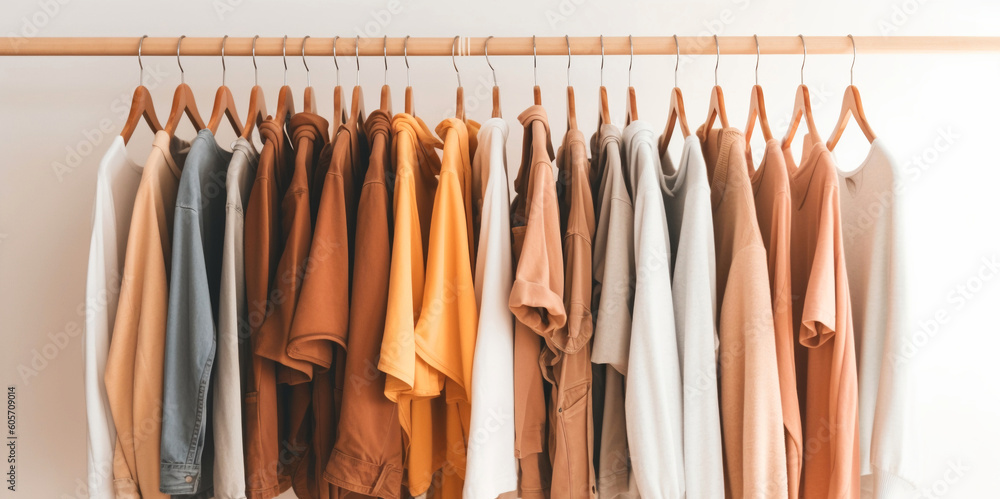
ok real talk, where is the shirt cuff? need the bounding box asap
[160,462,207,495]
[872,466,916,499]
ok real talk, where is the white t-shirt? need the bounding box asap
[463,118,517,499]
[622,121,684,498]
[660,134,725,499]
[84,136,142,499]
[837,139,917,498]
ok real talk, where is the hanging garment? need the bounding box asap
[84,136,143,499]
[244,117,296,499]
[659,133,725,499]
[463,117,518,499]
[160,129,234,495]
[379,112,447,497]
[785,136,860,499]
[589,123,638,499]
[214,137,259,499]
[104,130,189,499]
[697,125,787,499]
[325,109,405,498]
[621,121,684,498]
[836,139,915,498]
[407,116,480,498]
[546,123,597,499]
[509,105,562,499]
[748,138,802,499]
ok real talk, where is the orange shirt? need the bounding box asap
[379,113,448,496]
[785,138,860,499]
[105,130,188,499]
[750,138,803,499]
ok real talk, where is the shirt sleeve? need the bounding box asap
[160,205,216,494]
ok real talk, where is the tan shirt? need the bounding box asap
[698,126,787,499]
[749,138,803,499]
[785,138,860,499]
[105,130,188,499]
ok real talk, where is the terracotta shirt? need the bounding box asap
[785,138,860,499]
[244,118,295,499]
[509,105,564,499]
[749,138,802,499]
[325,109,404,498]
[698,126,787,499]
[622,121,684,498]
[547,125,597,499]
[589,124,638,499]
[105,130,189,499]
[379,113,447,496]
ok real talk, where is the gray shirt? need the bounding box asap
[160,129,233,495]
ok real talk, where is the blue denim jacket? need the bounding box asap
[160,129,233,495]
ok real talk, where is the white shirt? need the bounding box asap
[660,135,725,498]
[84,136,142,498]
[837,139,917,498]
[623,121,685,498]
[463,118,517,499]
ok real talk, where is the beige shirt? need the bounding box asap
[699,126,787,499]
[105,130,189,499]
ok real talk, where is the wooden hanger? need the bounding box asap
[827,35,876,150]
[379,36,392,113]
[702,35,729,131]
[484,37,502,118]
[301,36,317,114]
[207,36,243,136]
[350,36,367,124]
[240,36,267,141]
[531,36,542,106]
[660,36,690,155]
[403,36,415,116]
[332,36,348,128]
[164,36,207,136]
[564,36,576,129]
[452,36,465,120]
[120,35,162,145]
[597,35,612,127]
[274,36,296,129]
[625,35,638,125]
[781,35,820,153]
[744,35,773,150]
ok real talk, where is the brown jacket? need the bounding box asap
[509,106,565,498]
[324,109,404,498]
[105,130,188,499]
[244,118,296,499]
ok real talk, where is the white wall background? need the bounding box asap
[1,0,999,497]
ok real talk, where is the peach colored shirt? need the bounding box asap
[698,126,787,499]
[785,137,860,499]
[749,138,803,499]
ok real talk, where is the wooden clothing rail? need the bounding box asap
[2,36,999,57]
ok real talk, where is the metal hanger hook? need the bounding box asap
[600,35,605,86]
[282,35,288,86]
[301,35,311,87]
[713,34,720,86]
[485,36,497,87]
[799,34,806,85]
[565,35,571,87]
[332,36,341,86]
[628,35,634,87]
[452,35,462,87]
[673,34,679,88]
[221,35,228,86]
[753,34,760,86]
[176,35,186,84]
[532,35,537,87]
[251,35,259,86]
[137,35,148,87]
[383,35,388,86]
[355,36,361,87]
[403,35,411,87]
[848,34,856,85]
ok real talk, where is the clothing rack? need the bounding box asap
[2,35,999,57]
